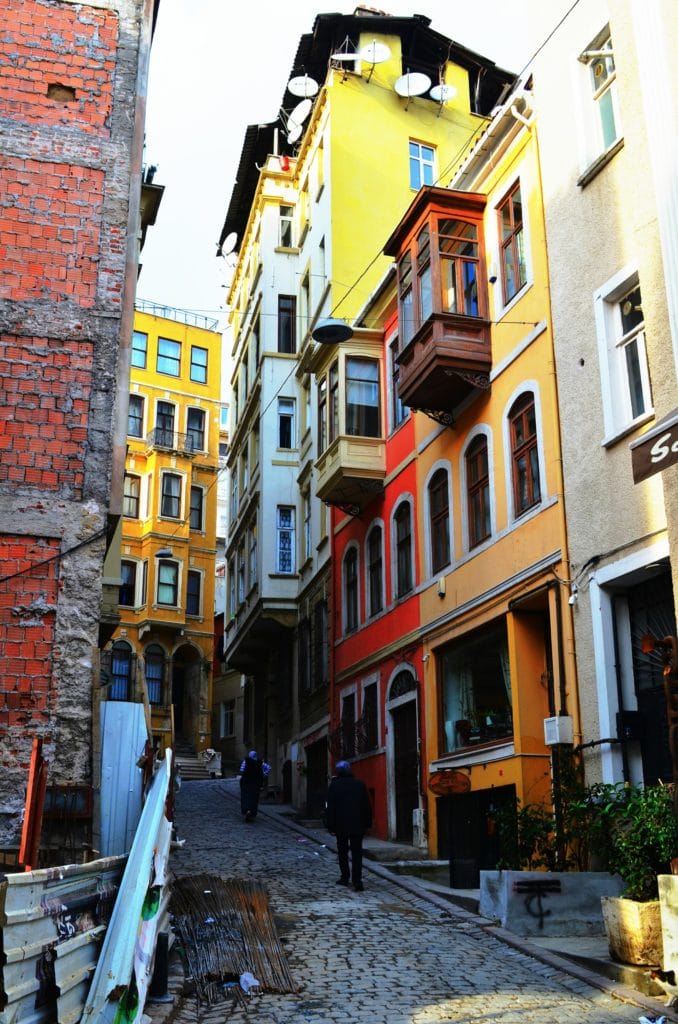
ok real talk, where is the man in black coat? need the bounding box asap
[326,761,372,892]
[239,750,271,822]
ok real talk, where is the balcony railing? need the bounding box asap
[145,429,201,456]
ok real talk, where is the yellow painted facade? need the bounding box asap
[408,104,578,861]
[108,307,221,757]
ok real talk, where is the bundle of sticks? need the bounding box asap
[171,873,297,1007]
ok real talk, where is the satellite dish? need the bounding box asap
[430,83,457,103]
[221,232,237,256]
[360,41,391,65]
[287,122,303,145]
[394,72,432,98]
[289,99,312,129]
[225,252,237,269]
[288,74,319,98]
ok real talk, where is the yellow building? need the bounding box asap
[384,83,578,874]
[105,303,221,757]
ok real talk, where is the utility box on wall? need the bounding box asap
[543,716,573,746]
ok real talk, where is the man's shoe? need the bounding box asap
[245,811,253,822]
[353,881,364,892]
[336,877,350,886]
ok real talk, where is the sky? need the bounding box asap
[137,1,531,324]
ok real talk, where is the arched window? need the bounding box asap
[110,641,133,701]
[394,503,413,598]
[428,469,450,573]
[466,435,490,547]
[367,525,383,617]
[144,644,165,706]
[389,669,417,701]
[343,547,359,634]
[509,392,541,515]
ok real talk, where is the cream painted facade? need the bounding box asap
[219,10,513,813]
[528,0,678,786]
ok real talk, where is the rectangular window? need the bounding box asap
[119,560,136,607]
[498,182,526,304]
[300,272,310,342]
[409,140,435,190]
[303,491,312,561]
[276,506,295,574]
[441,619,512,752]
[278,295,296,353]
[131,330,147,369]
[228,557,236,617]
[141,560,148,605]
[127,394,144,438]
[237,540,246,602]
[510,394,541,515]
[329,361,339,443]
[279,204,294,247]
[186,407,205,451]
[367,527,383,617]
[389,336,406,429]
[190,345,208,384]
[189,486,204,530]
[467,437,491,547]
[157,337,181,376]
[318,377,327,453]
[157,560,178,606]
[395,504,413,598]
[361,682,378,753]
[249,516,257,586]
[123,474,140,518]
[588,34,619,151]
[346,357,379,437]
[186,569,201,615]
[440,218,479,317]
[398,252,414,346]
[344,548,359,633]
[161,473,182,518]
[278,397,295,449]
[595,271,652,437]
[220,699,235,738]
[155,401,175,448]
[341,693,356,758]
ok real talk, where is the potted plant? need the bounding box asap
[598,781,678,965]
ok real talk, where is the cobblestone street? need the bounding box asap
[150,780,663,1024]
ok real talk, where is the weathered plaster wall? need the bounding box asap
[0,0,146,850]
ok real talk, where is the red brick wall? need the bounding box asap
[0,536,59,743]
[0,157,104,305]
[0,335,94,494]
[0,0,118,133]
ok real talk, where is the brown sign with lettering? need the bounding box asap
[428,770,471,795]
[631,409,678,484]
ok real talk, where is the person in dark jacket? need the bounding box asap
[239,750,271,822]
[325,760,372,891]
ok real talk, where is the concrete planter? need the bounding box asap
[601,895,662,966]
[659,874,678,973]
[480,870,624,937]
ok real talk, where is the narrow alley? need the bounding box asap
[148,780,665,1024]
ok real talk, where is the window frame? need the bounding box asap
[465,433,492,549]
[144,644,165,705]
[127,394,144,438]
[366,523,384,618]
[131,330,147,369]
[509,392,542,517]
[190,345,208,385]
[345,356,380,438]
[160,471,182,519]
[393,500,414,600]
[278,397,296,449]
[155,400,175,448]
[278,294,297,354]
[343,543,360,634]
[189,485,204,531]
[123,473,141,518]
[497,181,527,305]
[119,559,137,607]
[428,467,451,575]
[186,569,202,616]
[110,641,133,701]
[594,267,653,441]
[156,336,181,377]
[186,406,206,452]
[409,139,435,190]
[156,560,179,607]
[275,505,296,574]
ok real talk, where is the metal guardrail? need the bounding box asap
[135,298,220,332]
[145,428,201,455]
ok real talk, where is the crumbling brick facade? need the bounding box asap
[0,0,157,856]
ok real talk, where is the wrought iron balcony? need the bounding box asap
[145,428,201,456]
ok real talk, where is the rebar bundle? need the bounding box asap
[171,873,297,1008]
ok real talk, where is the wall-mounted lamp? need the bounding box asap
[437,577,446,598]
[312,317,354,344]
[156,548,172,558]
[568,583,578,606]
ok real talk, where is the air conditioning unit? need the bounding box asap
[544,715,573,746]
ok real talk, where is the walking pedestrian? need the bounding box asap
[239,750,271,822]
[325,760,372,892]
